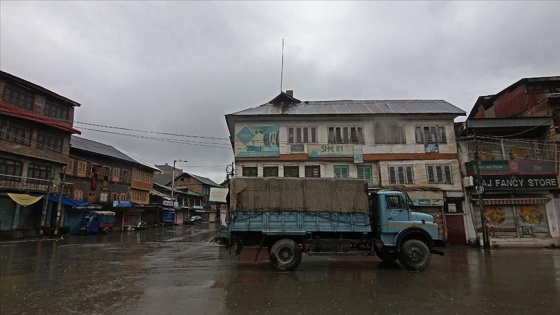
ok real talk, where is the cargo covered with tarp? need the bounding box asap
[230,177,369,213]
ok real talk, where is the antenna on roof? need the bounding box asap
[280,38,284,92]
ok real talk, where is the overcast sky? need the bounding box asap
[1,1,559,183]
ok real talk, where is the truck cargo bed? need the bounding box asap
[229,211,371,234]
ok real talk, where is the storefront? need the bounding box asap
[468,174,560,247]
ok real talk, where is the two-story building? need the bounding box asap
[0,71,81,238]
[67,136,158,232]
[225,91,466,243]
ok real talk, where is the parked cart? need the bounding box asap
[79,211,116,234]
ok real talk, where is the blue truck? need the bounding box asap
[226,177,444,271]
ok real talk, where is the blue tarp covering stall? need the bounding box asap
[41,195,91,234]
[48,195,90,207]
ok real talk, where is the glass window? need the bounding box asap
[334,165,349,178]
[44,98,69,120]
[328,126,364,144]
[288,126,317,144]
[2,83,34,110]
[37,132,63,152]
[386,195,406,209]
[374,122,405,144]
[357,165,373,186]
[0,158,23,181]
[284,166,299,178]
[242,167,258,177]
[28,163,52,184]
[263,166,278,177]
[0,119,32,146]
[415,125,447,144]
[388,165,414,185]
[427,165,453,184]
[305,165,321,178]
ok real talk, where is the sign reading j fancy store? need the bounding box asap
[481,175,558,190]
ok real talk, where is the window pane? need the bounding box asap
[311,127,316,143]
[415,127,423,143]
[288,128,294,144]
[296,128,302,143]
[263,167,278,177]
[406,167,413,184]
[303,127,308,143]
[328,127,335,143]
[284,166,299,177]
[428,165,435,183]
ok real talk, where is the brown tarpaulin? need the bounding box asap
[230,177,369,213]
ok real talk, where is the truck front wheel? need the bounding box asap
[398,239,431,271]
[269,239,302,272]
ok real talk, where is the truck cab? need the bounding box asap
[371,190,445,269]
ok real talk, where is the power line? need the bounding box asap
[75,121,230,141]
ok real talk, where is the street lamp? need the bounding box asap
[171,159,187,208]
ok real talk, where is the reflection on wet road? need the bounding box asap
[1,224,559,314]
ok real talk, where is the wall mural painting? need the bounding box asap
[235,124,280,157]
[485,206,506,226]
[519,205,544,225]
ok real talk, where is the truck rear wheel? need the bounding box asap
[269,239,302,272]
[398,239,431,271]
[375,247,397,263]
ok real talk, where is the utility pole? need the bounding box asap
[54,173,65,237]
[473,132,491,250]
[39,170,54,237]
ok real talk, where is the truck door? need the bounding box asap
[383,195,411,234]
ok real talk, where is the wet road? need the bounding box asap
[1,224,559,315]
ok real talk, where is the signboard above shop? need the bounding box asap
[112,200,132,208]
[466,160,556,175]
[481,175,558,190]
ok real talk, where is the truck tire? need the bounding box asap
[398,239,431,271]
[269,239,302,272]
[375,247,397,263]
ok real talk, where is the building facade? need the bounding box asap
[463,76,560,247]
[225,91,466,243]
[67,136,158,232]
[0,71,81,237]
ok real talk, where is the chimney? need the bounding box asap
[286,90,293,97]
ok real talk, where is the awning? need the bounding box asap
[48,194,90,207]
[8,193,43,206]
[475,198,550,205]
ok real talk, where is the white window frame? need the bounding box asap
[288,126,317,144]
[415,125,447,144]
[426,164,453,184]
[388,164,414,185]
[328,126,364,144]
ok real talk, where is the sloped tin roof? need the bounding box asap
[189,173,221,187]
[228,99,466,116]
[71,136,157,170]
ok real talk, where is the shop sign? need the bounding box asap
[308,144,354,157]
[412,199,444,206]
[466,160,556,175]
[481,175,558,190]
[113,200,132,208]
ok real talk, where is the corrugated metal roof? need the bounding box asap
[71,136,136,162]
[71,136,157,170]
[189,173,221,187]
[228,99,466,116]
